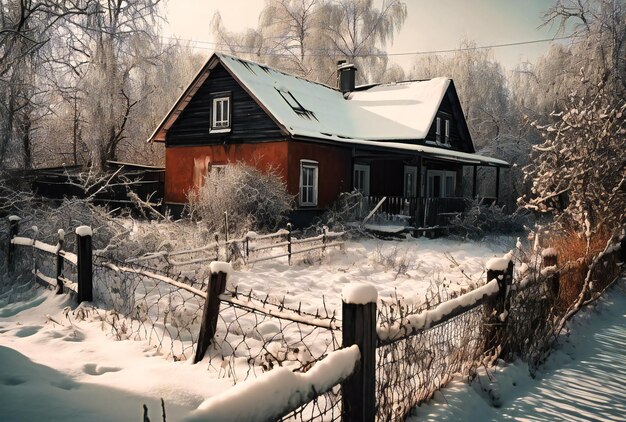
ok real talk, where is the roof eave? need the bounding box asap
[146,53,222,144]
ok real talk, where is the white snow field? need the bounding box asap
[411,278,626,422]
[3,236,622,421]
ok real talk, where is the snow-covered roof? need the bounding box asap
[148,53,509,167]
[329,138,509,167]
[218,53,449,142]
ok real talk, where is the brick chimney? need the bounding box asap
[337,60,357,93]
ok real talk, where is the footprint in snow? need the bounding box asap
[15,325,42,338]
[82,363,122,376]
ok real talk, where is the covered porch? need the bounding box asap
[348,140,509,229]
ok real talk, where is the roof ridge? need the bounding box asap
[216,52,341,93]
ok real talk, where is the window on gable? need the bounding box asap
[211,94,231,132]
[299,160,318,206]
[433,115,451,147]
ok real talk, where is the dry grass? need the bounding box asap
[546,228,613,312]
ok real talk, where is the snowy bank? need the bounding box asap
[186,345,360,422]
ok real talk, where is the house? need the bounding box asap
[148,53,508,226]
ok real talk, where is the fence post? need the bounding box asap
[223,211,229,243]
[214,233,220,261]
[76,226,93,303]
[341,284,377,422]
[194,264,229,364]
[7,215,20,274]
[287,223,292,266]
[541,248,559,300]
[484,257,512,358]
[322,226,328,255]
[56,229,65,295]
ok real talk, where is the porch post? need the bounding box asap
[416,155,424,226]
[350,148,356,192]
[472,165,477,199]
[495,166,500,204]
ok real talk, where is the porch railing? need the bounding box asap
[362,196,496,228]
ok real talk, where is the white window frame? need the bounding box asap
[403,166,418,197]
[353,164,370,196]
[426,170,457,198]
[444,119,451,145]
[209,164,226,175]
[435,117,441,143]
[211,96,231,132]
[299,159,319,207]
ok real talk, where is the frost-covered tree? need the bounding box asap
[71,0,163,169]
[521,78,625,242]
[210,0,407,85]
[513,0,626,121]
[0,1,93,168]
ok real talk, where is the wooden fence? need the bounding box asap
[7,215,91,301]
[6,214,625,421]
[194,234,626,421]
[126,221,345,268]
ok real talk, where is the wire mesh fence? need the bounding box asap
[278,385,345,422]
[89,257,204,361]
[502,269,555,369]
[203,288,341,382]
[375,296,485,421]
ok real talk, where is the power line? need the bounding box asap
[160,35,576,57]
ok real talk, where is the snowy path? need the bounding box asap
[413,279,626,421]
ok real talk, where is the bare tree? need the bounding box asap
[318,0,407,84]
[211,0,407,85]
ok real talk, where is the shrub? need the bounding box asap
[449,199,529,240]
[187,163,293,236]
[543,227,613,311]
[319,190,371,232]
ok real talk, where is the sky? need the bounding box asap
[162,0,566,72]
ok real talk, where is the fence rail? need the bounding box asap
[125,222,345,269]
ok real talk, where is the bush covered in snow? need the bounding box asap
[187,163,293,236]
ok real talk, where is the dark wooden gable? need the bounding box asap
[423,82,475,153]
[166,62,285,146]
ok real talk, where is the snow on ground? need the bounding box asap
[232,235,515,314]
[0,290,232,421]
[0,236,513,420]
[410,278,626,421]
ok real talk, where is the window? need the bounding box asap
[427,170,456,198]
[209,164,226,175]
[353,164,370,196]
[299,160,318,206]
[404,166,418,197]
[276,88,317,120]
[432,115,451,146]
[211,95,231,132]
